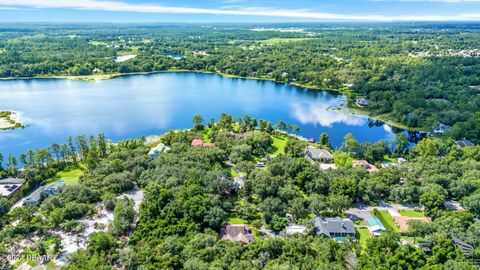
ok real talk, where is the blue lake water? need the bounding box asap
[0,72,400,157]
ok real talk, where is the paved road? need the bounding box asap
[347,200,423,221]
[348,200,423,212]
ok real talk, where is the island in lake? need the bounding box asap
[0,111,23,130]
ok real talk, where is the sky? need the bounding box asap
[0,0,480,22]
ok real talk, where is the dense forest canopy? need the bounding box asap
[0,23,479,142]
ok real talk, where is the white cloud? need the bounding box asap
[291,102,367,128]
[0,0,479,21]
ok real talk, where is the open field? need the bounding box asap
[260,38,318,45]
[398,209,426,218]
[227,215,248,225]
[356,228,370,248]
[48,167,84,185]
[270,135,288,156]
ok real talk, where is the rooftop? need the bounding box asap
[314,216,355,236]
[353,160,379,173]
[306,148,333,159]
[221,224,254,244]
[148,143,169,156]
[0,178,26,185]
[0,178,26,197]
[456,139,474,148]
[285,224,307,235]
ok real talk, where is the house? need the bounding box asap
[367,217,386,236]
[191,139,215,147]
[353,160,379,173]
[319,163,337,171]
[432,123,451,134]
[23,187,44,205]
[281,72,289,78]
[255,162,266,168]
[44,180,66,196]
[221,224,254,244]
[456,139,474,148]
[380,162,397,169]
[24,180,65,205]
[233,176,246,189]
[202,142,216,147]
[0,178,25,198]
[314,216,355,240]
[355,98,369,108]
[148,143,170,158]
[285,224,307,236]
[305,148,333,164]
[191,139,204,147]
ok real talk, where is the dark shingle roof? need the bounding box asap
[456,140,474,148]
[314,216,355,236]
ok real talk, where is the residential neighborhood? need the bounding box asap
[0,115,478,269]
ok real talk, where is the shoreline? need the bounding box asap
[0,111,24,130]
[0,70,420,132]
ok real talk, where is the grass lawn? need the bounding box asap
[230,168,239,177]
[398,209,426,218]
[227,216,248,225]
[89,41,108,46]
[117,46,141,56]
[47,167,84,185]
[356,228,370,248]
[270,135,288,156]
[260,38,318,45]
[354,219,366,226]
[372,209,401,232]
[382,155,397,163]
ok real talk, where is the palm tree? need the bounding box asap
[192,115,204,130]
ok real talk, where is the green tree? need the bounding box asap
[327,194,351,215]
[87,232,118,255]
[462,193,480,217]
[394,133,409,156]
[284,139,307,157]
[270,215,289,233]
[333,151,353,168]
[413,138,440,157]
[318,132,332,149]
[341,133,360,156]
[192,115,204,130]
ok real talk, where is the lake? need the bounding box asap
[0,72,402,157]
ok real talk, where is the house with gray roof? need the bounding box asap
[284,224,308,236]
[314,216,355,240]
[356,98,369,108]
[0,178,25,198]
[305,148,333,164]
[456,139,474,148]
[233,176,246,189]
[148,143,170,158]
[432,123,451,134]
[24,180,65,205]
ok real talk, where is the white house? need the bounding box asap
[148,143,169,158]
